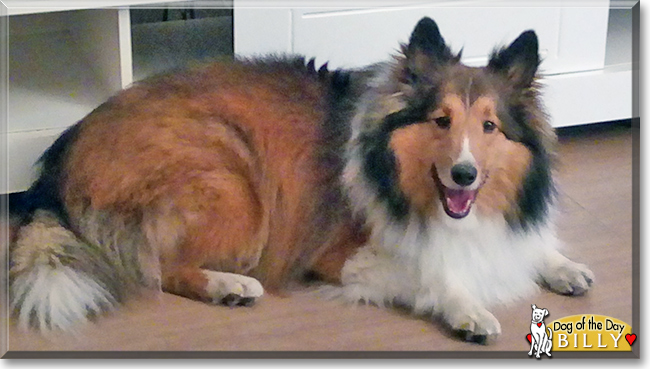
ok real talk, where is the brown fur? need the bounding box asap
[59,61,363,297]
[60,58,538,298]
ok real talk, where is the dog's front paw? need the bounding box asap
[443,306,501,344]
[541,260,594,296]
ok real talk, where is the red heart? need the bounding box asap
[537,322,542,327]
[625,333,637,346]
[526,334,532,343]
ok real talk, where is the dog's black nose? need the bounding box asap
[451,163,477,186]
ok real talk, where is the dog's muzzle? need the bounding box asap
[432,163,482,219]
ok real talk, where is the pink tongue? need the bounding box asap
[445,188,476,215]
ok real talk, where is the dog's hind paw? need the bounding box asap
[203,271,264,306]
[542,260,594,296]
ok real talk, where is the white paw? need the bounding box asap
[203,271,264,306]
[442,305,502,343]
[542,260,594,296]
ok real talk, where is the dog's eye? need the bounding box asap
[435,116,451,129]
[483,120,497,133]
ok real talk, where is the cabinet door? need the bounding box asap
[291,1,609,74]
[236,1,610,75]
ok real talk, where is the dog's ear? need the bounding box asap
[402,17,456,84]
[532,304,537,310]
[543,309,549,317]
[487,30,540,88]
[406,17,453,61]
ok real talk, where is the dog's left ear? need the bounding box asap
[543,309,549,317]
[487,30,540,88]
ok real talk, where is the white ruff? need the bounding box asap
[414,211,544,311]
[338,206,554,314]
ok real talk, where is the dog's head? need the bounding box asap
[360,17,556,229]
[531,304,549,323]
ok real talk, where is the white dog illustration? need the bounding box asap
[528,304,553,358]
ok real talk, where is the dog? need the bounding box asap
[528,304,553,358]
[9,17,594,343]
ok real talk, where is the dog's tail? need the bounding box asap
[8,125,146,331]
[547,327,553,341]
[9,209,126,331]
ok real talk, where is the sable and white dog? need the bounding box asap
[528,304,553,358]
[9,17,594,344]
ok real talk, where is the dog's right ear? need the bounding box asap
[532,304,537,310]
[402,17,456,84]
[406,17,453,62]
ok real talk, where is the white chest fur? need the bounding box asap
[340,209,555,314]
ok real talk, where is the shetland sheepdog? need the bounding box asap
[9,17,593,343]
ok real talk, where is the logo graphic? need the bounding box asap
[527,304,553,359]
[525,308,636,354]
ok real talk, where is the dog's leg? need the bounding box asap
[538,248,594,296]
[527,333,537,356]
[535,332,545,358]
[544,329,553,357]
[336,245,418,307]
[432,286,502,343]
[162,265,263,305]
[531,228,594,295]
[155,168,269,305]
[413,260,501,344]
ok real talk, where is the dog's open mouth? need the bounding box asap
[432,167,481,219]
[440,186,478,219]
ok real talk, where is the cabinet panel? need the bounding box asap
[293,6,557,70]
[542,66,633,127]
[8,9,130,133]
[292,2,608,74]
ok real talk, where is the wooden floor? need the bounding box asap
[4,121,636,358]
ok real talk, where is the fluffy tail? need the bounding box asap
[9,210,125,331]
[8,124,147,331]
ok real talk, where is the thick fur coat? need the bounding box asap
[9,17,593,342]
